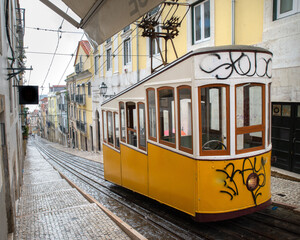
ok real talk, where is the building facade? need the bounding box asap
[66,41,94,151]
[0,0,26,238]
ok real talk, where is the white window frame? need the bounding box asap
[106,48,112,71]
[123,38,131,66]
[193,0,211,44]
[149,26,161,56]
[276,0,300,19]
[94,55,100,75]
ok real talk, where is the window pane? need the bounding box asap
[107,112,114,145]
[103,111,107,142]
[159,88,175,144]
[194,4,201,41]
[120,103,126,141]
[282,105,291,117]
[297,105,300,117]
[127,102,137,147]
[148,90,156,138]
[124,39,131,65]
[237,132,263,150]
[115,113,120,148]
[179,88,192,150]
[107,49,111,70]
[201,86,227,151]
[236,84,262,128]
[204,0,210,38]
[139,103,146,149]
[280,0,293,14]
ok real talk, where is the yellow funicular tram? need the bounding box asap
[101,45,272,221]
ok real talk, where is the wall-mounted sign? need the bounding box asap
[19,86,39,105]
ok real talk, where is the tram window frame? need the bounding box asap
[126,102,137,147]
[158,87,176,148]
[119,102,126,142]
[102,110,107,143]
[235,83,265,154]
[268,83,271,147]
[177,85,193,154]
[138,102,147,151]
[199,84,230,156]
[114,112,120,149]
[146,88,157,141]
[107,111,114,146]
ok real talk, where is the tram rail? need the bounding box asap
[33,138,300,240]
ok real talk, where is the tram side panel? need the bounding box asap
[121,144,148,196]
[148,143,197,216]
[103,145,122,185]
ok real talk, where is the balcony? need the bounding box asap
[58,103,67,111]
[59,125,68,134]
[75,62,83,74]
[75,94,86,105]
[76,120,86,133]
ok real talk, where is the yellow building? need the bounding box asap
[66,40,94,151]
[91,0,267,151]
[47,92,57,142]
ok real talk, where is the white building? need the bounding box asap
[0,0,26,238]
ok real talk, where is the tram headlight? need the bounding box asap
[246,173,259,191]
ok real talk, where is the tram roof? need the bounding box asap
[101,45,272,106]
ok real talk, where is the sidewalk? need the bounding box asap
[15,140,143,239]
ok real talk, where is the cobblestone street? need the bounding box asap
[15,142,131,239]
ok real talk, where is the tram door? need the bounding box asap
[272,102,300,173]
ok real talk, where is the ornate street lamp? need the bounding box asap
[99,82,107,95]
[99,82,114,98]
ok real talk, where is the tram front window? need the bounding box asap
[236,83,265,153]
[200,85,229,154]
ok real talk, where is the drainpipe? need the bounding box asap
[232,0,235,45]
[136,24,140,82]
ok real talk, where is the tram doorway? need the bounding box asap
[272,102,300,173]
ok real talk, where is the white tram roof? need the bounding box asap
[101,45,272,107]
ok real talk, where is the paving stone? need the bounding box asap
[15,203,130,240]
[17,189,89,217]
[23,171,62,185]
[21,179,72,196]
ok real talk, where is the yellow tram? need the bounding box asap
[101,45,273,222]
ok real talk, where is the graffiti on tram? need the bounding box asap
[200,51,272,80]
[216,156,267,205]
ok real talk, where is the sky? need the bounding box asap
[20,0,86,109]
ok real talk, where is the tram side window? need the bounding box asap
[107,111,114,145]
[178,86,193,153]
[138,103,146,150]
[236,83,265,153]
[158,87,175,147]
[126,102,137,147]
[147,89,157,140]
[102,111,107,143]
[200,85,229,154]
[119,102,126,142]
[114,112,120,149]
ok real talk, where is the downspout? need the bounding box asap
[232,0,235,45]
[136,24,140,82]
